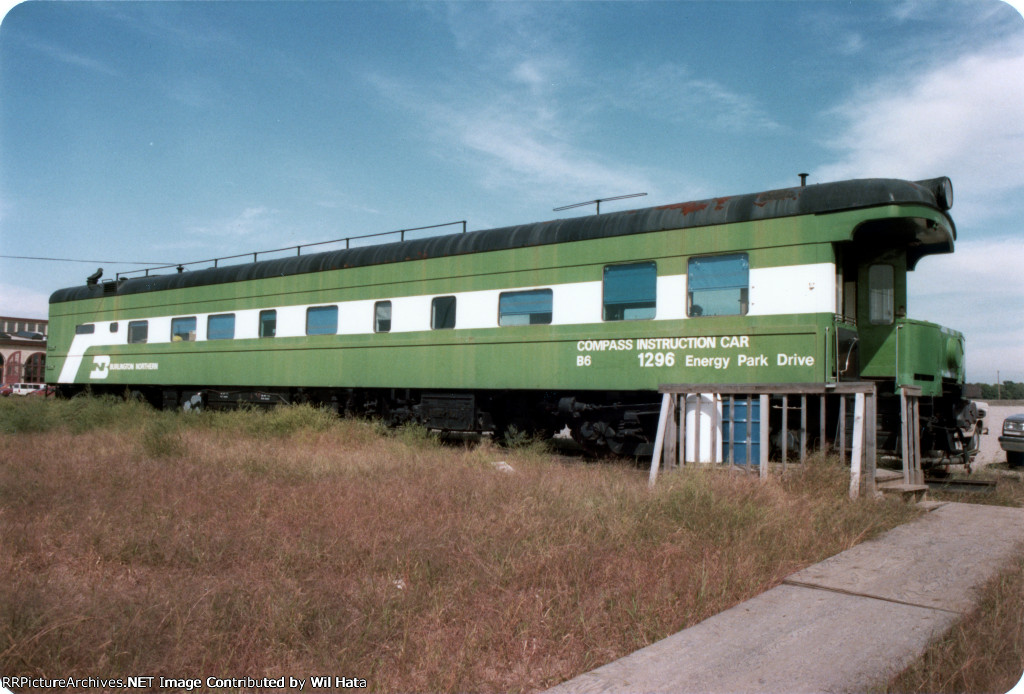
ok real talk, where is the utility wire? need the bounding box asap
[0,254,165,265]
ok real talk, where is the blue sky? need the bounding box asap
[1,0,1022,382]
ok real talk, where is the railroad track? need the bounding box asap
[925,477,997,494]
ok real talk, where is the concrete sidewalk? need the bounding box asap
[546,502,1024,694]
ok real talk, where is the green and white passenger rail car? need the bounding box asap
[47,176,981,464]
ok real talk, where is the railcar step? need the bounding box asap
[877,482,930,501]
[875,469,903,483]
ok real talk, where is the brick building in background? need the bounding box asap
[1,316,47,384]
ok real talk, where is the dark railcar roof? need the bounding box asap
[50,177,954,304]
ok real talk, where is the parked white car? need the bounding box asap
[3,382,46,396]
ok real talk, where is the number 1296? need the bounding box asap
[638,352,675,367]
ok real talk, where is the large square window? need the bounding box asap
[687,254,749,317]
[171,316,197,342]
[127,320,148,344]
[207,314,235,340]
[499,289,553,326]
[306,306,338,335]
[603,262,656,321]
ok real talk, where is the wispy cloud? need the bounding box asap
[375,79,655,204]
[0,282,50,319]
[908,236,1024,381]
[838,32,866,55]
[189,206,281,239]
[363,6,784,205]
[457,114,650,198]
[362,5,658,206]
[23,37,120,78]
[616,63,782,134]
[814,38,1024,380]
[815,41,1024,222]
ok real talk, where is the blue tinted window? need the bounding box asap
[603,262,656,321]
[687,254,749,317]
[207,314,235,340]
[306,306,338,335]
[171,316,197,341]
[499,289,553,326]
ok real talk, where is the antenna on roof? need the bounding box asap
[554,192,647,215]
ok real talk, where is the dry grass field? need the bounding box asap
[0,396,1014,692]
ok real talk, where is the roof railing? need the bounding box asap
[115,220,467,280]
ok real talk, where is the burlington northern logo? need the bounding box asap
[90,355,111,379]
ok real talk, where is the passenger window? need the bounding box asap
[110,322,118,333]
[75,324,95,335]
[171,316,197,342]
[374,301,392,333]
[259,310,277,338]
[868,264,895,325]
[127,320,148,344]
[306,306,338,335]
[603,262,656,321]
[431,296,456,330]
[207,314,235,340]
[499,289,553,326]
[687,254,749,317]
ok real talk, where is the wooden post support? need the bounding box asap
[800,394,807,463]
[746,395,753,471]
[839,395,847,465]
[865,389,877,496]
[728,395,736,465]
[819,395,826,454]
[850,392,865,499]
[709,394,718,464]
[649,392,673,488]
[899,386,923,486]
[900,388,911,485]
[677,394,686,467]
[781,394,789,471]
[759,394,769,480]
[693,395,702,464]
[911,395,921,485]
[663,394,678,470]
